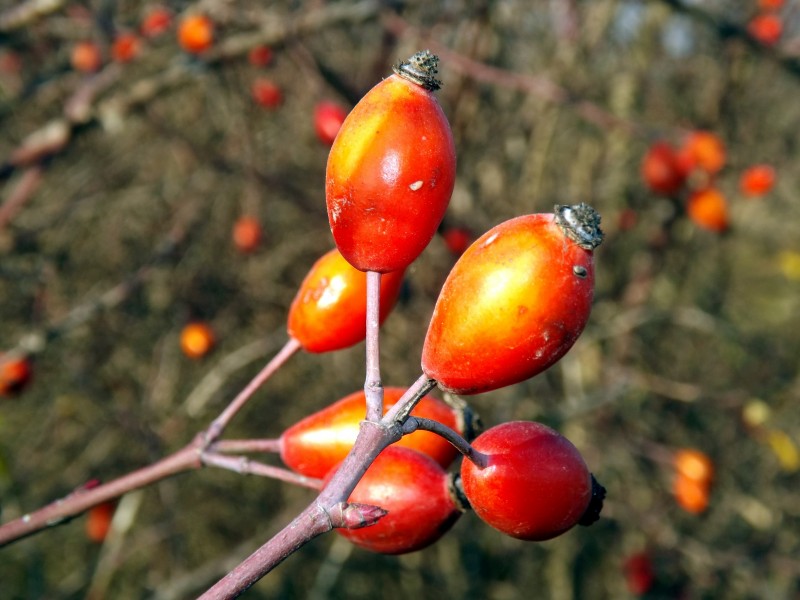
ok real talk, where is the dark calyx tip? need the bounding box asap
[578,474,606,527]
[554,203,605,250]
[392,50,442,91]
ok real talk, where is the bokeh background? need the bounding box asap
[2,0,800,598]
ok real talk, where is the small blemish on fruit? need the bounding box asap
[517,305,528,316]
[573,265,588,278]
[409,180,423,191]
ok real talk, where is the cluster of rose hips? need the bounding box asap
[230,49,608,555]
[640,130,776,233]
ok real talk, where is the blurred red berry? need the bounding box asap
[180,322,216,359]
[441,227,473,256]
[111,33,141,63]
[86,502,116,543]
[71,41,103,73]
[740,164,776,197]
[681,131,726,175]
[641,141,686,195]
[759,0,784,9]
[687,187,730,233]
[178,14,214,54]
[624,552,656,596]
[232,216,262,253]
[251,78,283,109]
[313,101,347,145]
[140,6,172,38]
[248,45,273,67]
[748,13,782,46]
[0,355,32,397]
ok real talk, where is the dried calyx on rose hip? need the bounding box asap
[325,50,456,273]
[287,248,405,353]
[422,203,604,395]
[460,421,605,541]
[329,446,467,554]
[279,387,479,478]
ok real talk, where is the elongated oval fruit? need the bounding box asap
[460,421,602,541]
[287,248,405,353]
[325,50,456,273]
[331,446,464,554]
[422,204,603,395]
[280,387,473,478]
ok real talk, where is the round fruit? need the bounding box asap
[739,164,776,197]
[460,421,594,541]
[71,41,102,73]
[673,448,714,486]
[641,141,685,195]
[251,78,283,109]
[140,6,172,38]
[686,187,729,232]
[441,227,473,257]
[178,14,214,54]
[248,45,273,67]
[232,215,262,253]
[180,322,216,359]
[681,131,726,175]
[0,355,33,397]
[673,473,710,514]
[422,204,603,395]
[111,33,140,63]
[86,501,116,543]
[325,50,456,273]
[287,248,405,353]
[313,100,347,146]
[332,446,463,554]
[748,13,782,46]
[280,387,470,478]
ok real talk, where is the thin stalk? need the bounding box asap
[212,439,282,454]
[205,337,301,444]
[363,270,383,422]
[201,452,322,490]
[0,440,203,547]
[405,416,488,467]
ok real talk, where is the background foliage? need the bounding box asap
[2,0,799,598]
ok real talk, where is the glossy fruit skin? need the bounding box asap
[641,142,685,195]
[331,446,462,554]
[180,322,215,359]
[313,101,347,146]
[461,421,592,541]
[325,72,456,273]
[0,355,32,397]
[686,187,729,232]
[287,248,404,353]
[280,387,464,478]
[422,210,598,395]
[740,164,776,197]
[232,215,262,253]
[178,15,214,54]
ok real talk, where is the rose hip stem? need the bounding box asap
[364,271,384,422]
[204,337,302,444]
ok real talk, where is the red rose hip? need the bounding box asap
[325,50,456,273]
[461,421,599,541]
